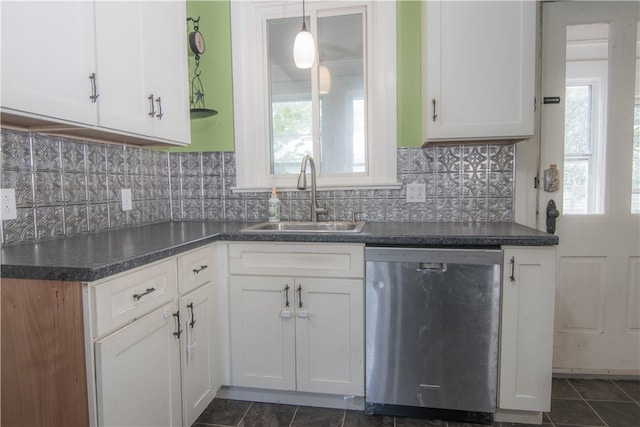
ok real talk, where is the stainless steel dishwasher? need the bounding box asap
[365,247,501,424]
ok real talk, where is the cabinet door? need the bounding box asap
[179,283,218,427]
[499,247,556,412]
[1,1,98,125]
[424,1,535,141]
[94,0,189,144]
[94,1,153,137]
[295,278,365,396]
[229,276,296,390]
[142,0,190,144]
[95,301,181,427]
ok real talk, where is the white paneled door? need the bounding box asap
[540,1,640,374]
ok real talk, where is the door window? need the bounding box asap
[631,23,640,214]
[563,24,608,215]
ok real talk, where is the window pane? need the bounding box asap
[318,13,365,174]
[564,23,608,215]
[268,18,312,175]
[271,101,313,174]
[564,158,589,214]
[565,85,591,156]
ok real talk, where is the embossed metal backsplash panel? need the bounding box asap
[1,129,514,246]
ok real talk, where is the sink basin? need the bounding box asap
[240,221,366,233]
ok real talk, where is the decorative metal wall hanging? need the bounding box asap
[187,16,218,118]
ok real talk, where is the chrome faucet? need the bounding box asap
[297,155,328,222]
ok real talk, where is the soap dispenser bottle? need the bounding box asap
[268,187,281,222]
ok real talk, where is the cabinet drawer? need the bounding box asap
[91,258,178,338]
[178,245,215,294]
[228,243,364,278]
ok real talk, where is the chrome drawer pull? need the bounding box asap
[193,265,208,274]
[132,287,156,301]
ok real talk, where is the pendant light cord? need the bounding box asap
[302,0,307,31]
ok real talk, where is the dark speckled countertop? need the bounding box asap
[1,220,557,282]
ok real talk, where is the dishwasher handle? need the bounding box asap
[416,262,447,272]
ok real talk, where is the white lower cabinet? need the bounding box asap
[499,246,556,413]
[230,276,364,395]
[179,281,218,426]
[229,276,297,390]
[295,277,364,395]
[95,301,182,426]
[228,243,365,397]
[88,245,217,427]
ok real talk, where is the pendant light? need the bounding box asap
[293,0,315,69]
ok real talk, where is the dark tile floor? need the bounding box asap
[192,378,640,427]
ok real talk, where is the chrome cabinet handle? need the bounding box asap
[148,94,156,118]
[187,302,196,328]
[132,287,156,301]
[193,265,208,274]
[297,284,303,308]
[155,96,164,120]
[89,73,99,102]
[173,311,183,339]
[509,256,516,283]
[284,284,290,308]
[432,98,438,122]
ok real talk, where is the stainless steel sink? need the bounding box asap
[240,221,366,233]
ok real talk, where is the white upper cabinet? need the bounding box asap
[142,1,190,143]
[423,1,536,142]
[95,0,190,144]
[1,0,190,146]
[1,1,98,126]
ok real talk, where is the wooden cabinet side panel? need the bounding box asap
[1,279,88,427]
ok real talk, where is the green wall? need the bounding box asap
[396,0,423,148]
[169,0,235,152]
[175,0,423,152]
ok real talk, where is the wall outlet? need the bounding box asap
[1,188,17,220]
[406,183,426,203]
[121,189,132,211]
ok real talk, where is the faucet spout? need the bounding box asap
[297,155,327,222]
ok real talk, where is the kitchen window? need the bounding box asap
[230,0,397,190]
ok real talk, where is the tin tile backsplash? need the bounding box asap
[1,129,514,246]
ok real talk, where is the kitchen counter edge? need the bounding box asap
[1,220,558,282]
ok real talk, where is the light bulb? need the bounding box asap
[293,28,315,69]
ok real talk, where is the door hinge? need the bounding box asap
[534,176,540,189]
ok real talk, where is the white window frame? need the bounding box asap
[230,0,398,191]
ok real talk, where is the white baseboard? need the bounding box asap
[553,369,640,379]
[494,409,543,424]
[216,386,365,411]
